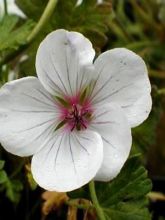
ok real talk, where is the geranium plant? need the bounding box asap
[0,28,151,219]
[1,0,165,219]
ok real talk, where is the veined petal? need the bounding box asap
[92,48,152,127]
[0,77,59,156]
[123,94,152,127]
[31,130,103,192]
[36,29,95,96]
[89,103,132,181]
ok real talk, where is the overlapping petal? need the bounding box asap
[31,130,103,192]
[0,29,152,192]
[89,103,132,181]
[0,77,59,156]
[92,48,152,127]
[36,29,95,96]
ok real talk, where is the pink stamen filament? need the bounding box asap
[65,104,91,131]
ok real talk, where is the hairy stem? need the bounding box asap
[27,0,58,43]
[89,181,106,220]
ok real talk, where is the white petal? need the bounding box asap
[36,29,95,96]
[124,94,152,127]
[92,48,152,127]
[31,130,103,192]
[0,77,59,156]
[89,103,132,181]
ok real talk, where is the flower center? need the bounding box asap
[65,104,92,131]
[55,95,93,132]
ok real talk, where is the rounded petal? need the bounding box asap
[89,103,132,181]
[124,94,152,126]
[31,130,103,192]
[36,29,95,96]
[92,48,152,127]
[0,77,59,156]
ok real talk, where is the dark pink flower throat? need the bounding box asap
[55,94,93,132]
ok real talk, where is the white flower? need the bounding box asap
[0,0,26,18]
[0,29,152,192]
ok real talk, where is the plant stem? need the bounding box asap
[0,0,58,67]
[66,200,93,210]
[27,0,58,43]
[4,0,8,15]
[89,181,106,220]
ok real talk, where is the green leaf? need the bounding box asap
[0,15,34,52]
[0,160,5,170]
[0,15,19,32]
[5,179,23,203]
[18,0,112,76]
[0,170,8,184]
[16,0,47,20]
[96,156,152,220]
[53,0,111,50]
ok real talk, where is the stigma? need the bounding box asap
[65,104,92,131]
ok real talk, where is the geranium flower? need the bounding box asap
[0,29,151,192]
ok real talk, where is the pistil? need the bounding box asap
[65,104,90,131]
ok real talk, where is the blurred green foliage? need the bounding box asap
[0,158,23,203]
[0,15,34,52]
[0,0,165,219]
[97,155,152,220]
